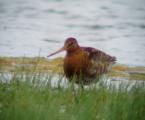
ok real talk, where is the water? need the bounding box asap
[1,72,144,91]
[0,0,145,66]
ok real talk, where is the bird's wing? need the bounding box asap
[81,47,116,75]
[81,47,116,63]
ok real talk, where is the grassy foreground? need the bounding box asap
[0,74,145,120]
[0,57,145,120]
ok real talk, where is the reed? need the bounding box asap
[0,72,145,120]
[0,57,145,120]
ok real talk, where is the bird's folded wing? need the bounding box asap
[81,47,116,75]
[81,47,116,63]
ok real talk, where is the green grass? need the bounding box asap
[0,71,145,120]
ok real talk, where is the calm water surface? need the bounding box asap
[0,0,145,66]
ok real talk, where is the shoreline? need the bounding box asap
[0,57,145,81]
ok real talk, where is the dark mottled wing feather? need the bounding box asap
[81,47,116,75]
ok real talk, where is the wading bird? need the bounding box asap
[47,37,116,85]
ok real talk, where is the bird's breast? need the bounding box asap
[63,51,89,78]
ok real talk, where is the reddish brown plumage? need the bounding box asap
[48,37,116,84]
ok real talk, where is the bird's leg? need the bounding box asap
[71,75,78,102]
[78,71,84,91]
[80,83,84,91]
[71,76,75,92]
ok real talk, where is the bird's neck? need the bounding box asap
[66,47,81,55]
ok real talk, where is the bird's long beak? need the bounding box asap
[47,46,65,57]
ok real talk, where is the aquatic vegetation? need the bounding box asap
[0,70,145,120]
[0,57,145,120]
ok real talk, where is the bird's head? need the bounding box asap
[47,37,79,57]
[64,37,79,52]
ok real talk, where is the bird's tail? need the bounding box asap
[110,56,116,64]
